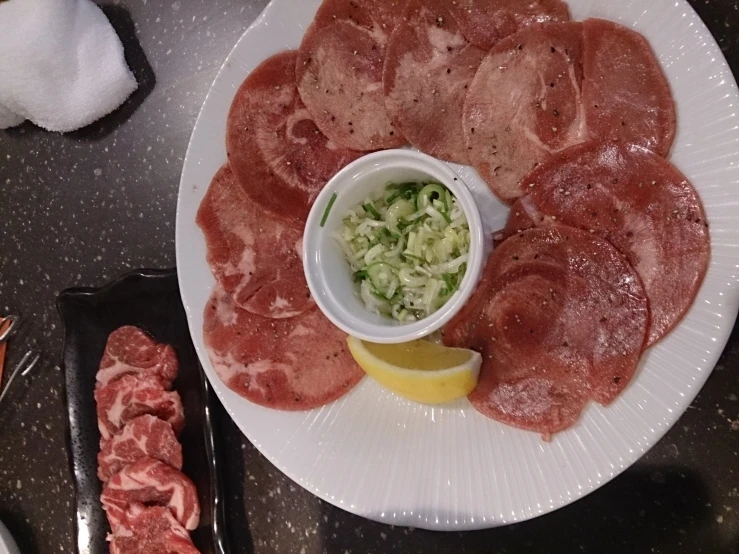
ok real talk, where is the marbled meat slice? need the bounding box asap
[226,51,361,223]
[383,0,486,164]
[98,415,183,482]
[109,504,200,554]
[96,326,178,389]
[101,457,200,533]
[109,506,197,554]
[463,22,586,204]
[196,164,313,319]
[95,374,185,441]
[582,19,676,157]
[383,0,570,164]
[297,2,406,150]
[203,285,364,411]
[444,226,649,436]
[453,0,569,51]
[501,140,709,346]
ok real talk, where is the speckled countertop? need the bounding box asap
[0,1,738,553]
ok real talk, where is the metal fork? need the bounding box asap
[0,350,41,408]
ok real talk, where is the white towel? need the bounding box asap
[0,0,138,133]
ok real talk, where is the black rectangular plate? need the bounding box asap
[57,268,229,554]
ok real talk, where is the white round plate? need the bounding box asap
[176,0,739,530]
[0,520,20,554]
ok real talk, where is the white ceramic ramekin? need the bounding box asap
[303,150,485,344]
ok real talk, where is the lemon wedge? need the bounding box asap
[346,337,482,404]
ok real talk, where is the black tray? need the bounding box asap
[57,268,229,554]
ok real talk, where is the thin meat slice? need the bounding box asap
[108,504,200,554]
[97,326,178,389]
[502,140,710,346]
[196,164,313,319]
[583,19,676,157]
[383,0,569,164]
[297,3,406,151]
[444,226,649,436]
[203,285,364,411]
[226,51,361,223]
[383,0,486,163]
[98,415,183,482]
[463,22,586,204]
[101,457,200,533]
[453,0,570,51]
[95,374,185,441]
[311,0,406,33]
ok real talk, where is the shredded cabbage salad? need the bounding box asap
[335,181,470,322]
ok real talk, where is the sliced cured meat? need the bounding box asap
[501,141,710,346]
[583,19,676,157]
[311,0,406,33]
[98,415,183,482]
[452,0,570,51]
[203,285,364,411]
[226,51,361,223]
[101,457,200,533]
[297,2,406,150]
[97,326,178,389]
[383,0,570,163]
[444,226,649,436]
[463,22,586,204]
[95,374,185,441]
[109,504,200,554]
[196,164,313,319]
[383,0,486,164]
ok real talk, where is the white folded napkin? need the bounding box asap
[0,0,138,133]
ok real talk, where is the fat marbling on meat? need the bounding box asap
[463,22,587,204]
[202,285,364,411]
[226,50,361,223]
[444,226,649,437]
[196,164,313,320]
[101,457,200,533]
[296,0,407,150]
[95,374,185,441]
[108,504,200,554]
[502,140,709,346]
[383,0,570,164]
[96,326,178,389]
[98,415,183,482]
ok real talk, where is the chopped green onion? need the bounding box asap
[320,193,338,227]
[335,180,470,321]
[363,202,381,219]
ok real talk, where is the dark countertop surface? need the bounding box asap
[0,1,738,553]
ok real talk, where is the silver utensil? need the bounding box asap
[0,350,40,408]
[0,314,18,343]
